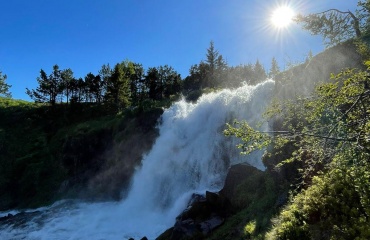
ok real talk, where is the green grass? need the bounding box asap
[0,97,168,210]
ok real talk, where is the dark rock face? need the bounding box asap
[156,192,230,240]
[157,164,263,240]
[199,216,224,234]
[219,163,262,202]
[157,163,267,240]
[0,211,42,228]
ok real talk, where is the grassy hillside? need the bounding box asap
[0,98,164,210]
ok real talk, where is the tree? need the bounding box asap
[183,62,208,92]
[185,41,228,90]
[60,68,74,104]
[251,59,267,84]
[26,65,63,105]
[105,60,133,111]
[98,63,112,99]
[0,70,11,98]
[224,63,255,87]
[49,65,62,104]
[129,63,145,105]
[205,41,227,88]
[268,57,280,78]
[26,69,51,103]
[225,65,370,239]
[294,1,369,47]
[145,67,162,100]
[159,65,182,98]
[74,78,86,103]
[84,72,96,103]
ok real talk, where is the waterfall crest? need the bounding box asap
[0,80,274,240]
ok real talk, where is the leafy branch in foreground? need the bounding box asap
[227,64,370,168]
[294,0,370,47]
[225,64,370,239]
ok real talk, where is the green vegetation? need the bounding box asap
[222,47,370,238]
[0,97,164,209]
[294,0,369,47]
[0,70,11,98]
[0,40,271,210]
[225,37,370,240]
[207,172,280,240]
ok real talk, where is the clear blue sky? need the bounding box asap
[1,0,358,100]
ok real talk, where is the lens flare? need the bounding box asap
[271,6,295,28]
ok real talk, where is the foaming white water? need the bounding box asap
[0,80,274,240]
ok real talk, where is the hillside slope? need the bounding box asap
[0,99,163,210]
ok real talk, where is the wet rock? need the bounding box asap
[157,192,226,240]
[0,211,42,228]
[157,164,266,240]
[199,216,224,234]
[0,213,13,222]
[219,163,261,201]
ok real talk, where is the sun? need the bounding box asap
[271,6,295,28]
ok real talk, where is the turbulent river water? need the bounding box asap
[0,80,274,240]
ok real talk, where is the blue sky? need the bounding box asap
[1,0,358,100]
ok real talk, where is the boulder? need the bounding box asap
[156,192,226,240]
[219,163,262,201]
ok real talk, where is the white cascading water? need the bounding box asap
[0,80,274,240]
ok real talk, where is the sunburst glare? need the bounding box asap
[271,6,295,29]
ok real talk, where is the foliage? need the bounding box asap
[183,42,268,92]
[0,81,176,210]
[105,60,133,111]
[144,65,182,101]
[0,70,11,98]
[294,1,369,47]
[267,161,370,240]
[225,62,370,238]
[205,41,228,88]
[269,57,280,79]
[207,173,279,240]
[26,65,67,104]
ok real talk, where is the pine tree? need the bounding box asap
[145,67,161,100]
[0,70,11,98]
[268,57,280,78]
[61,68,74,104]
[26,66,61,104]
[129,63,145,105]
[49,65,62,105]
[204,41,227,88]
[252,60,267,84]
[105,61,133,111]
[99,64,112,98]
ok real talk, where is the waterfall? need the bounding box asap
[0,80,274,240]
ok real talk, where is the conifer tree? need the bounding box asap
[268,57,280,78]
[204,41,227,88]
[26,68,57,104]
[105,61,133,111]
[61,68,74,104]
[0,70,11,98]
[252,59,267,84]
